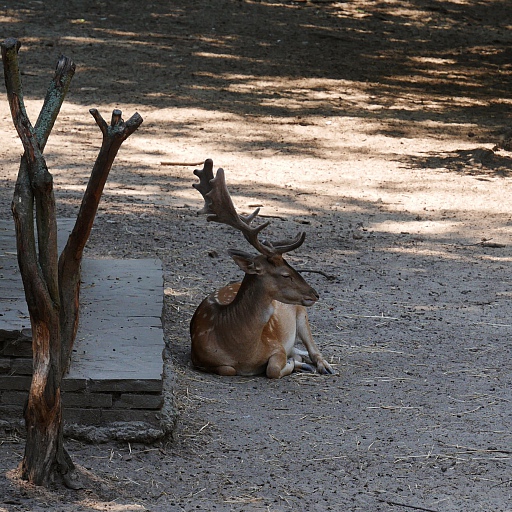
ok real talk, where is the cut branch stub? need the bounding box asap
[111,108,122,126]
[2,36,21,53]
[89,108,109,135]
[61,107,143,262]
[34,55,75,152]
[90,108,143,142]
[2,39,75,152]
[1,38,26,124]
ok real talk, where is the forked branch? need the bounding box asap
[60,108,143,263]
[2,39,74,314]
[58,108,143,370]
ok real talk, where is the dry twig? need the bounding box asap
[376,498,439,512]
[160,160,205,166]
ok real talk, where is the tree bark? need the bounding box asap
[3,38,74,486]
[1,37,143,488]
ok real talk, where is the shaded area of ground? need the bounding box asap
[1,1,511,511]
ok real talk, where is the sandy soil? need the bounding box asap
[1,1,512,511]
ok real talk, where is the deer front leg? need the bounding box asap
[266,351,295,379]
[296,308,335,375]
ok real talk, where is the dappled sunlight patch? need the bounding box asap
[69,18,89,25]
[56,184,87,193]
[411,56,458,66]
[104,184,163,197]
[371,219,459,236]
[382,244,512,264]
[187,71,371,112]
[78,501,146,511]
[0,15,22,24]
[193,51,265,65]
[479,253,512,263]
[381,246,469,261]
[60,35,107,45]
[399,59,494,90]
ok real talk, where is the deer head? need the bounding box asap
[193,159,319,307]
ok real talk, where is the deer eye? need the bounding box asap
[281,273,292,279]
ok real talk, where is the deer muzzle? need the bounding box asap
[302,288,320,307]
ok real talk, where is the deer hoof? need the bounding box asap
[296,362,315,373]
[317,361,335,375]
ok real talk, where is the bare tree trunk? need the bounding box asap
[1,37,143,488]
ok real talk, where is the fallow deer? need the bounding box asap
[190,159,334,379]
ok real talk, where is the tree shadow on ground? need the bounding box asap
[402,148,512,178]
[2,0,511,131]
[64,171,512,268]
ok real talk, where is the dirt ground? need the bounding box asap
[1,0,512,510]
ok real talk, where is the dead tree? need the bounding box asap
[1,38,143,487]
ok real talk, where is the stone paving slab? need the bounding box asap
[73,258,164,382]
[0,219,164,383]
[0,219,174,440]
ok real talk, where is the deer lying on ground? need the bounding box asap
[190,159,334,379]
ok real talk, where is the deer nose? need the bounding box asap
[302,288,319,306]
[305,287,320,304]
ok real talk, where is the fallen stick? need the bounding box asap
[298,269,337,280]
[376,498,439,512]
[160,160,205,166]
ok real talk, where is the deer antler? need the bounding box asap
[193,160,306,256]
[192,158,215,214]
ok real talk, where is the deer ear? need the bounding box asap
[228,249,262,274]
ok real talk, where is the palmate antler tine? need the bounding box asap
[240,208,260,225]
[269,232,306,254]
[193,159,215,214]
[204,168,243,226]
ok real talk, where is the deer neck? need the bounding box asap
[222,274,275,333]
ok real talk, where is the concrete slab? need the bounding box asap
[71,257,164,382]
[0,219,175,441]
[1,219,164,382]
